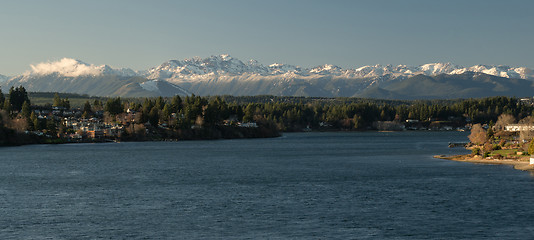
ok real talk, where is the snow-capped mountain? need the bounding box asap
[26,58,138,78]
[2,54,533,98]
[142,55,534,97]
[449,65,534,79]
[0,74,9,84]
[145,55,534,81]
[145,54,303,79]
[1,58,187,97]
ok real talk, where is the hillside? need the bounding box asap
[356,73,534,100]
[2,55,533,99]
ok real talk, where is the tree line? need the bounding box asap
[91,95,534,131]
[2,86,534,145]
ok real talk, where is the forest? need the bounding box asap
[1,86,534,145]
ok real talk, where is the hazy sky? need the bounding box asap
[1,0,533,75]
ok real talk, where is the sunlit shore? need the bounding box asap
[434,155,534,172]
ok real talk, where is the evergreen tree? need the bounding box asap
[0,88,4,108]
[161,103,172,123]
[83,101,93,117]
[154,96,165,110]
[93,99,103,111]
[8,86,30,111]
[3,99,11,113]
[170,95,183,113]
[53,93,62,107]
[104,97,123,116]
[528,138,534,155]
[148,107,160,126]
[21,101,31,119]
[30,112,38,130]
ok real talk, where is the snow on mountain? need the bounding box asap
[27,58,137,77]
[0,74,9,84]
[139,80,191,96]
[309,64,344,75]
[146,55,534,82]
[449,65,534,79]
[3,55,534,98]
[349,64,416,79]
[139,79,160,92]
[419,62,459,75]
[1,58,178,97]
[146,54,253,79]
[141,55,534,97]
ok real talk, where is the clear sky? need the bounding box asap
[0,0,533,75]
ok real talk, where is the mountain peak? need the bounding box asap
[28,58,101,77]
[419,62,458,75]
[3,55,534,99]
[219,54,233,61]
[26,58,136,77]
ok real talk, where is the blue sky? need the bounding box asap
[0,0,533,75]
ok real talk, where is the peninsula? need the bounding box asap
[435,115,534,172]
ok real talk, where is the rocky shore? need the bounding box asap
[434,154,534,172]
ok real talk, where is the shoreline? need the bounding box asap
[434,154,534,172]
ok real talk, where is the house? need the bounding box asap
[504,124,534,132]
[238,122,258,128]
[86,130,104,139]
[520,97,534,106]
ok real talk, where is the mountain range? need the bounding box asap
[1,55,533,99]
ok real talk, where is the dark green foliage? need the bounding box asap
[0,88,4,108]
[204,97,229,126]
[148,107,160,126]
[161,103,172,121]
[2,93,534,146]
[8,86,30,111]
[486,127,494,139]
[83,101,93,116]
[21,101,31,119]
[93,99,102,108]
[3,99,11,113]
[184,94,207,123]
[52,93,70,109]
[104,97,123,116]
[154,96,165,110]
[528,139,534,155]
[170,95,183,113]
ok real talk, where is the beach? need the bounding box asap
[435,155,534,172]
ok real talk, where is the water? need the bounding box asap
[0,131,533,239]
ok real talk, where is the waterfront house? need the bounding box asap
[504,124,534,132]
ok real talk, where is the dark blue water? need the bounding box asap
[1,131,533,239]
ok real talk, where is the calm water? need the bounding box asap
[0,131,533,239]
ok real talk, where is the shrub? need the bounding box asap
[528,138,534,155]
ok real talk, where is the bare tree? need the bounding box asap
[7,118,28,132]
[468,124,488,145]
[518,117,534,142]
[494,114,516,132]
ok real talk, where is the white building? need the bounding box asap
[504,124,534,132]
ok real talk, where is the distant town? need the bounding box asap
[2,86,534,147]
